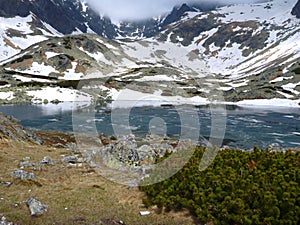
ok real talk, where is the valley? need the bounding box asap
[0,1,300,224]
[0,0,299,107]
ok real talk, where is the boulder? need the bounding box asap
[10,170,35,180]
[63,155,78,164]
[20,161,37,168]
[0,181,12,187]
[40,156,54,165]
[137,145,155,162]
[26,198,48,216]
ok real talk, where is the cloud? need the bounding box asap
[85,0,267,22]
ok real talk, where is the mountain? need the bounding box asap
[0,0,220,40]
[0,0,218,60]
[0,33,211,105]
[160,0,300,75]
[0,0,299,107]
[292,0,300,18]
[0,0,116,37]
[0,0,118,61]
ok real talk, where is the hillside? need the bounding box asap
[0,113,198,224]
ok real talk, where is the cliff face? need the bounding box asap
[0,0,117,38]
[292,0,300,18]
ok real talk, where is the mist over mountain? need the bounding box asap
[85,0,269,21]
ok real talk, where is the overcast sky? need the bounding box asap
[85,0,266,22]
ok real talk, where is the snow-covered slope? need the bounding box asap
[0,0,299,107]
[159,0,300,77]
[0,13,62,61]
[0,34,206,79]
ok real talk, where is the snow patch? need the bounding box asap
[28,87,92,103]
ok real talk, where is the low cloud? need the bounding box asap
[85,0,268,22]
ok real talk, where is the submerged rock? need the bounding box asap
[26,198,48,216]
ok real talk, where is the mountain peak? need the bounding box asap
[292,0,300,18]
[162,3,196,26]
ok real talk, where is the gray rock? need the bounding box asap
[0,181,12,187]
[63,155,78,164]
[0,216,13,225]
[268,143,283,152]
[10,170,35,180]
[26,198,48,216]
[101,137,140,167]
[137,145,155,161]
[23,157,31,161]
[66,142,77,150]
[40,156,53,165]
[151,143,174,157]
[20,161,36,168]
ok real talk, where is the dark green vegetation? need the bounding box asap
[140,147,300,225]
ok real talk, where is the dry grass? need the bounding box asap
[0,140,197,225]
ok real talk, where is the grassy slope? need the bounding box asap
[0,138,197,225]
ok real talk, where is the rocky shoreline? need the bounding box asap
[1,112,298,180]
[1,112,299,224]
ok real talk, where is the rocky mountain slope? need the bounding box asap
[292,0,300,17]
[0,0,116,37]
[0,0,299,107]
[0,113,42,144]
[0,0,221,61]
[0,0,117,61]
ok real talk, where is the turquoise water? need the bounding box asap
[0,104,300,149]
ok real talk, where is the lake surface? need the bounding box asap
[0,103,300,149]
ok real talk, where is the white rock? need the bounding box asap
[140,211,150,216]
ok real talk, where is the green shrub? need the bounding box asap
[139,147,300,225]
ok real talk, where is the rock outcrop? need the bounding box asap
[292,0,300,18]
[0,113,42,144]
[26,198,48,216]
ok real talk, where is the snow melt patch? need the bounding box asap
[13,75,51,83]
[111,88,208,108]
[63,62,84,80]
[136,75,180,82]
[45,52,60,59]
[28,87,92,103]
[237,98,300,108]
[96,38,118,50]
[8,62,58,76]
[270,76,286,83]
[282,82,300,95]
[0,91,14,100]
[216,0,299,24]
[0,14,61,61]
